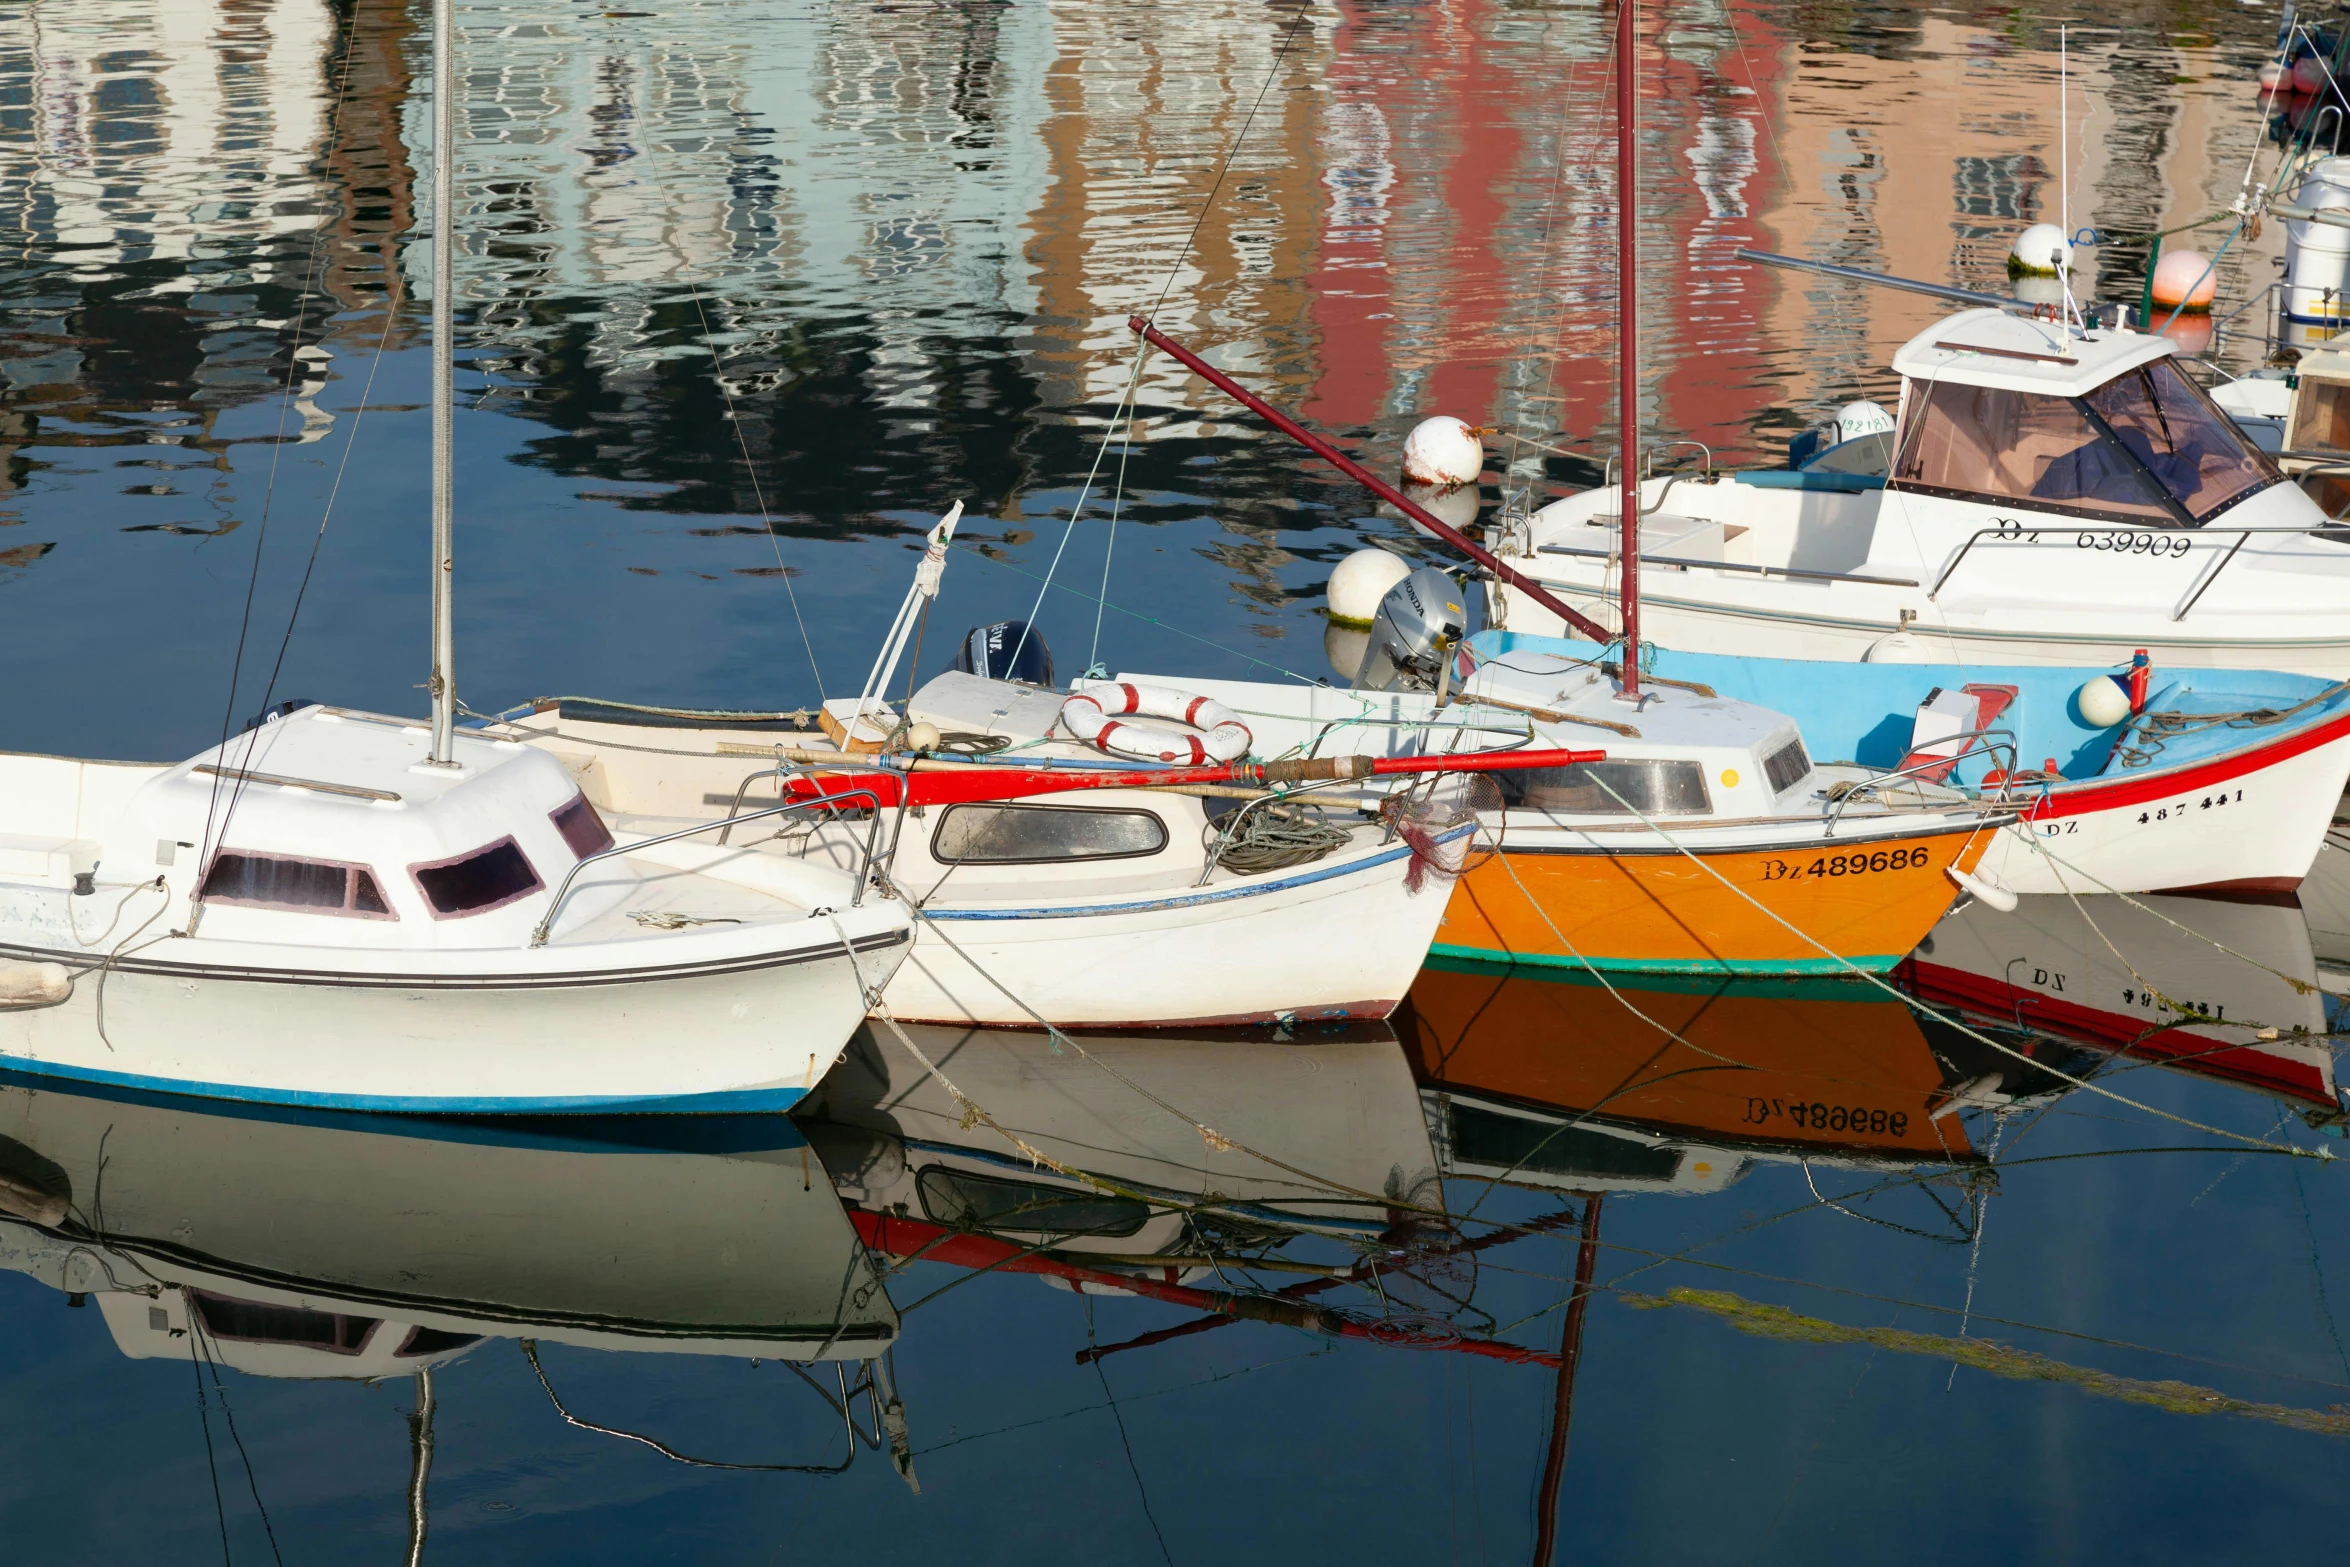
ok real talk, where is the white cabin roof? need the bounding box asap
[1890,308,2172,398]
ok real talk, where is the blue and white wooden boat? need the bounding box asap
[1461,630,2350,898]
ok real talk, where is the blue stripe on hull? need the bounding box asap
[1425,942,1905,977]
[0,1054,808,1116]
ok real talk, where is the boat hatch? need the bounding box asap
[1890,350,2282,526]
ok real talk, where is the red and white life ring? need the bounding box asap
[1059,683,1253,764]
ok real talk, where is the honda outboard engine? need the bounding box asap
[1353,567,1465,692]
[954,620,1055,687]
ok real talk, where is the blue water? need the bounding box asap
[4,0,2345,1557]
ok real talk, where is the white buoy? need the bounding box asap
[2295,55,2331,95]
[2260,61,2291,92]
[2150,249,2218,313]
[1861,630,1934,664]
[2008,223,2072,278]
[0,961,70,1009]
[1327,548,1413,628]
[1946,866,2020,913]
[905,720,942,753]
[1834,400,1895,441]
[2075,674,2131,728]
[1401,416,1483,488]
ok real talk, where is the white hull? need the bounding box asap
[882,842,1452,1028]
[1964,728,2350,896]
[1494,569,2350,681]
[0,924,907,1113]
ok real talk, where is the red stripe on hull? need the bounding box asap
[1901,957,2335,1107]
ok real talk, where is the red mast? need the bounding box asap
[1615,0,1641,700]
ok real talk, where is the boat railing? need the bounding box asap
[530,780,892,946]
[1823,729,2022,834]
[1926,522,2327,614]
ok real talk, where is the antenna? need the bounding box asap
[2058,25,2084,331]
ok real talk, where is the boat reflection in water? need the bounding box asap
[1395,956,2028,1194]
[799,1022,1443,1284]
[1898,890,2344,1119]
[0,1078,912,1535]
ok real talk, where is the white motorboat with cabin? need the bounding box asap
[1487,307,2350,678]
[0,1,907,1113]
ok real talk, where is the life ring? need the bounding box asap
[1059,683,1253,764]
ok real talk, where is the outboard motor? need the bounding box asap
[954,620,1054,687]
[1353,567,1466,692]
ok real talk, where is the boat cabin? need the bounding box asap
[1882,309,2284,530]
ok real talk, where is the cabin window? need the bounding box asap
[188,1291,379,1354]
[932,802,1169,865]
[914,1165,1149,1238]
[396,1326,484,1357]
[198,852,398,919]
[1444,1103,1682,1183]
[1891,367,2280,525]
[550,793,615,859]
[2289,377,2350,456]
[2083,359,2280,520]
[1496,758,1712,816]
[1763,736,1813,796]
[409,837,542,918]
[1891,381,2174,521]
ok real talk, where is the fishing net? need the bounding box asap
[1380,773,1502,894]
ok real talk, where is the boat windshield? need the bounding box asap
[2082,358,2280,520]
[1891,361,2279,525]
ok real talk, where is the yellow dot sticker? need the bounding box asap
[1721,769,1740,788]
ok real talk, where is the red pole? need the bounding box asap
[1531,1194,1605,1567]
[1615,0,1641,701]
[1127,317,1616,645]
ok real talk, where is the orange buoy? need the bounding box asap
[2150,249,2218,313]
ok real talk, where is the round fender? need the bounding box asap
[1058,683,1253,764]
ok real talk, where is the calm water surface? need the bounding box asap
[4,0,2348,1559]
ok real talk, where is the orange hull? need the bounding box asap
[1397,961,1979,1161]
[1434,821,1995,976]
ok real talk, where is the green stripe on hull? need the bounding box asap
[1424,943,1906,979]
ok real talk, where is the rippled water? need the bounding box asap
[5,1,2346,1559]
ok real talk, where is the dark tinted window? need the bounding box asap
[551,794,615,859]
[199,853,396,919]
[397,1326,484,1357]
[915,1165,1149,1237]
[1763,736,1812,796]
[934,803,1168,864]
[1447,1103,1682,1182]
[1497,759,1711,816]
[2084,359,2279,521]
[411,838,542,917]
[190,1292,378,1353]
[1891,380,2172,521]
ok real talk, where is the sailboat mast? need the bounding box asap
[427,0,457,764]
[1615,0,1641,700]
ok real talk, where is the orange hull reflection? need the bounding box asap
[1397,958,1979,1161]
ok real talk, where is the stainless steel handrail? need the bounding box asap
[1822,729,2023,836]
[529,785,890,947]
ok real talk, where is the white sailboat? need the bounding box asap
[0,0,908,1112]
